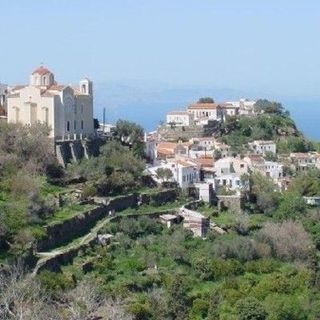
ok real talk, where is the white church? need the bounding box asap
[7,66,94,140]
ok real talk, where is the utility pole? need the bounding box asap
[103,107,106,132]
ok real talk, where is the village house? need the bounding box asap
[148,158,200,189]
[179,208,210,237]
[187,102,224,123]
[222,103,239,117]
[263,161,283,181]
[214,157,249,176]
[156,141,191,160]
[189,136,215,150]
[213,141,233,158]
[159,214,180,228]
[188,145,214,159]
[214,173,243,192]
[225,99,257,116]
[7,66,94,140]
[243,155,283,185]
[289,152,320,172]
[248,140,276,155]
[166,111,194,126]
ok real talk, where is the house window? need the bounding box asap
[67,121,70,132]
[74,120,76,130]
[81,120,84,130]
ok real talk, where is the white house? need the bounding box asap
[222,104,239,117]
[190,137,215,150]
[7,66,94,140]
[213,142,233,158]
[148,159,200,189]
[166,111,194,126]
[248,140,276,155]
[187,102,224,122]
[289,152,319,172]
[214,173,243,192]
[225,99,257,116]
[214,157,249,176]
[263,161,283,181]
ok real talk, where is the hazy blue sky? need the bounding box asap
[1,0,319,97]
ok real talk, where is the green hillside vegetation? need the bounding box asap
[218,99,314,155]
[2,110,320,319]
[0,120,148,263]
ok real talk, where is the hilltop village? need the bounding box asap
[1,67,320,319]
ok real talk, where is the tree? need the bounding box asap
[254,99,284,115]
[287,169,320,196]
[250,172,280,214]
[198,97,215,104]
[213,149,222,160]
[114,119,144,145]
[236,297,267,320]
[0,266,59,320]
[256,221,314,261]
[274,191,307,220]
[155,167,173,182]
[167,275,190,320]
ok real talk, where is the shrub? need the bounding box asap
[236,296,267,320]
[214,236,259,262]
[244,259,280,274]
[255,221,314,262]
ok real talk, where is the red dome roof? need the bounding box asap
[32,66,51,76]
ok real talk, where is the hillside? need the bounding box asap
[1,115,320,319]
[216,100,314,155]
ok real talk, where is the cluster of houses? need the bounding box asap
[166,98,257,127]
[145,99,320,208]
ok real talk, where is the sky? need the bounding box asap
[1,0,320,98]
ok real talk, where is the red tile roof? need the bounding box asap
[32,66,52,76]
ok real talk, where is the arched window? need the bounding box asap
[81,84,86,93]
[67,121,70,132]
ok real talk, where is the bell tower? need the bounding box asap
[79,78,93,96]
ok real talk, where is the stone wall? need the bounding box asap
[139,189,178,206]
[217,195,243,213]
[36,189,178,252]
[158,121,220,141]
[36,206,107,251]
[35,209,178,274]
[55,137,105,167]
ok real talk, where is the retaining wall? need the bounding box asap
[36,189,178,252]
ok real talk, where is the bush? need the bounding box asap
[244,259,280,274]
[214,236,259,262]
[38,271,75,295]
[255,221,314,262]
[236,296,267,320]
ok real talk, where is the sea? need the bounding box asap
[94,82,320,141]
[96,100,320,141]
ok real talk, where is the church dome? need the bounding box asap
[30,65,55,87]
[32,66,52,76]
